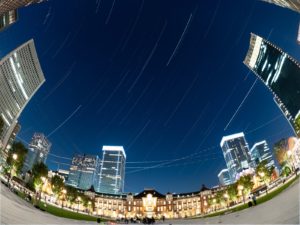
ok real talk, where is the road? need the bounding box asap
[0,179,299,224]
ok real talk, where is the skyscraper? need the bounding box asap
[220,132,251,183]
[260,0,300,13]
[0,0,45,16]
[22,133,51,173]
[217,169,231,186]
[0,10,18,31]
[0,39,45,149]
[0,123,21,165]
[244,33,300,133]
[297,23,300,44]
[66,154,100,190]
[98,146,126,194]
[249,140,275,168]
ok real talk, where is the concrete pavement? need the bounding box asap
[1,178,299,224]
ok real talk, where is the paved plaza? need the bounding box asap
[1,179,299,224]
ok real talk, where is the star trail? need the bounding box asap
[1,0,298,193]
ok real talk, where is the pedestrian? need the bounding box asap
[252,194,257,205]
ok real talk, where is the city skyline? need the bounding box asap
[1,0,297,193]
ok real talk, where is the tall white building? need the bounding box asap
[220,132,251,183]
[244,33,300,134]
[0,9,18,31]
[261,0,300,13]
[98,146,126,194]
[0,39,45,149]
[0,0,45,16]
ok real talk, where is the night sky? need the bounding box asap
[1,0,299,194]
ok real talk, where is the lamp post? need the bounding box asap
[9,154,18,186]
[238,185,245,204]
[259,171,268,195]
[77,196,81,213]
[213,198,216,211]
[88,201,92,214]
[62,189,67,208]
[223,193,229,208]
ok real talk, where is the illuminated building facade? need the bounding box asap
[298,23,300,44]
[98,146,126,194]
[0,9,17,31]
[22,133,51,173]
[261,0,300,13]
[220,132,251,183]
[287,137,300,168]
[66,154,100,190]
[250,140,275,168]
[244,33,300,130]
[0,0,45,15]
[83,185,230,219]
[0,39,45,149]
[218,169,232,186]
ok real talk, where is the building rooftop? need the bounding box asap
[220,132,245,147]
[102,145,126,158]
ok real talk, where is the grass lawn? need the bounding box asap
[200,175,299,218]
[37,202,104,222]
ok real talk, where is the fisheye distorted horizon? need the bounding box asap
[1,0,298,193]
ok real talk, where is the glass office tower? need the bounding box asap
[98,146,126,194]
[220,132,251,183]
[244,33,300,130]
[261,0,300,13]
[0,39,45,149]
[66,154,100,190]
[218,169,232,186]
[0,9,17,31]
[0,0,45,15]
[249,140,275,168]
[22,133,51,173]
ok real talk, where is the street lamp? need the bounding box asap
[9,154,18,186]
[238,185,245,204]
[212,198,217,211]
[223,193,229,208]
[77,196,81,212]
[88,201,92,214]
[61,189,67,208]
[12,153,18,160]
[258,172,268,194]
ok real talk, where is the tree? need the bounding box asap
[6,142,28,175]
[31,162,48,179]
[31,162,48,194]
[65,185,78,207]
[227,183,238,203]
[293,115,300,137]
[51,175,64,197]
[281,163,292,177]
[255,160,272,185]
[237,175,254,198]
[215,190,226,207]
[273,139,288,166]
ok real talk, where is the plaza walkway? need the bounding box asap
[1,178,299,224]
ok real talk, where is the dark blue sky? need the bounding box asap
[1,0,299,193]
